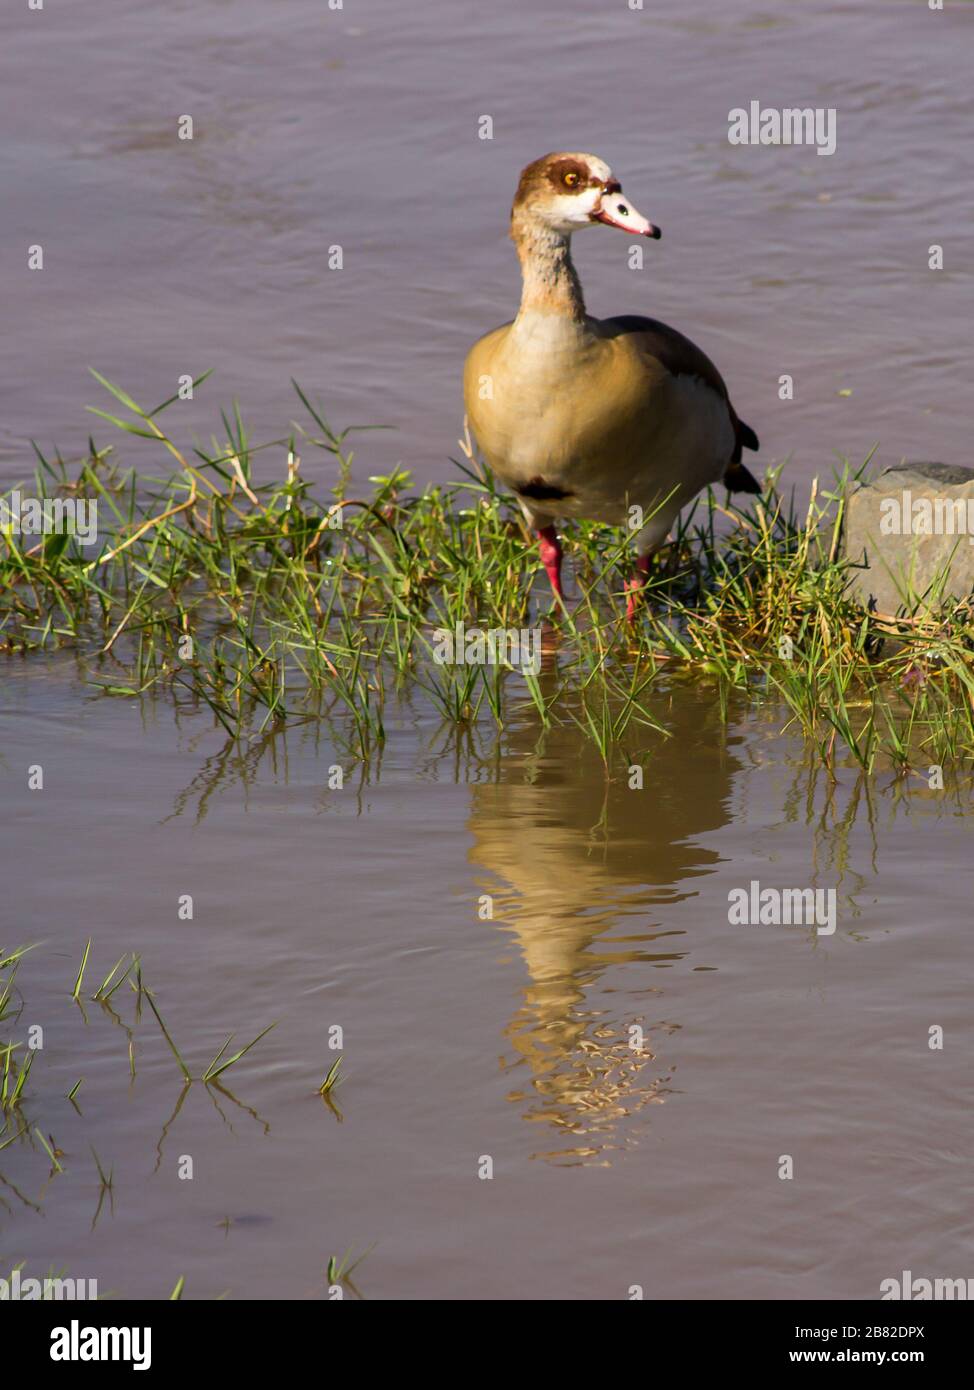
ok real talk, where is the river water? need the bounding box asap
[1,0,972,1301]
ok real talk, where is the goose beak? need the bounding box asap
[592,190,661,238]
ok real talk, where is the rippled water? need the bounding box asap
[2,0,973,1301]
[2,658,972,1299]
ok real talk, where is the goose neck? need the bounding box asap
[511,216,587,323]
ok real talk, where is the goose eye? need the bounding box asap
[563,171,579,188]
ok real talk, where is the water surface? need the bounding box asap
[1,662,970,1299]
[2,0,972,1302]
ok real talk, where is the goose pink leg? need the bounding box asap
[625,552,654,622]
[537,525,564,601]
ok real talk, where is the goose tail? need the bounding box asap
[723,459,762,495]
[724,411,761,492]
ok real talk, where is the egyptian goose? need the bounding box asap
[463,152,760,615]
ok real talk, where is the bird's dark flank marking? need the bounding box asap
[515,477,574,502]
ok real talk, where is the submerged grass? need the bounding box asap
[3,372,974,777]
[143,978,275,1086]
[1,941,278,1203]
[318,1056,343,1095]
[326,1243,374,1295]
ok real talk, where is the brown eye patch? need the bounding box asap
[547,158,591,193]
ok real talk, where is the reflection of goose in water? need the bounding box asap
[467,682,739,1163]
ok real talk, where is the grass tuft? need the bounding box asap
[3,373,974,777]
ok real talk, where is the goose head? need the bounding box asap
[511,152,661,240]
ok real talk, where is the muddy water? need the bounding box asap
[3,0,973,1302]
[2,0,973,492]
[1,659,972,1300]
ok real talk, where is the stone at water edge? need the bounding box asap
[842,463,974,615]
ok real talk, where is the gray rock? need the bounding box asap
[843,463,974,614]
